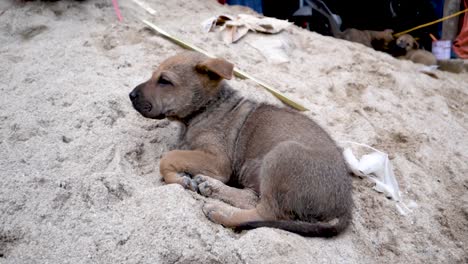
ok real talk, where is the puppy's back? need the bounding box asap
[406,50,437,66]
[237,104,341,160]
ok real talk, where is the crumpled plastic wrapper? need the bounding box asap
[247,34,293,64]
[341,141,416,215]
[201,14,293,44]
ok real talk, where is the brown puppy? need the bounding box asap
[311,3,394,49]
[337,28,394,48]
[396,34,437,66]
[129,52,353,237]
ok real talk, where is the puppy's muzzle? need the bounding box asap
[129,87,152,113]
[396,41,407,49]
[129,90,139,101]
[129,85,166,119]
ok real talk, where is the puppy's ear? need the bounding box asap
[196,58,234,80]
[412,40,419,49]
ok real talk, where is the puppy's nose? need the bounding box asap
[129,90,139,101]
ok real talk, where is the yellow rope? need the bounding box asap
[394,8,468,38]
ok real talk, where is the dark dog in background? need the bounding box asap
[129,51,353,237]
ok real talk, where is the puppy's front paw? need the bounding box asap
[194,175,220,197]
[178,173,198,192]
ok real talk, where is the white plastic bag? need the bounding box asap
[341,141,414,215]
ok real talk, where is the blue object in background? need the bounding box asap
[227,0,263,14]
[429,0,445,39]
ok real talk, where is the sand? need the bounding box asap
[0,0,467,263]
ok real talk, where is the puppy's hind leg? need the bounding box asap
[195,175,259,209]
[203,141,352,236]
[202,201,273,227]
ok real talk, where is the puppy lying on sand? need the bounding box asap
[395,34,437,66]
[314,4,394,49]
[129,52,353,237]
[336,28,395,49]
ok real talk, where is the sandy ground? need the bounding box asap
[0,0,467,263]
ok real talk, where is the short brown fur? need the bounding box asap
[396,34,437,66]
[337,28,394,48]
[129,52,353,237]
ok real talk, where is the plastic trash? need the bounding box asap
[201,14,292,43]
[341,141,414,215]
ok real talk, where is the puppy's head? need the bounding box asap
[396,34,419,51]
[129,51,234,120]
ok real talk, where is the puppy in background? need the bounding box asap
[395,34,437,66]
[337,28,395,49]
[312,2,395,49]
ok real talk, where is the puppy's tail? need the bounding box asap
[234,211,352,237]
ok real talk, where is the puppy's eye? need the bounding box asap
[157,76,172,86]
